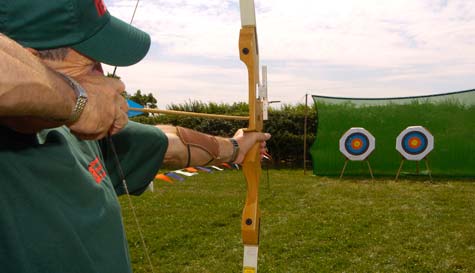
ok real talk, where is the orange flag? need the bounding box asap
[221,162,233,169]
[185,167,199,173]
[155,174,174,184]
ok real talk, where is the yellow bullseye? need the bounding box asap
[352,140,362,149]
[409,137,420,148]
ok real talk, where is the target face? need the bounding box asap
[396,126,434,160]
[339,128,375,161]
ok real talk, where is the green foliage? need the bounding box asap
[130,101,316,168]
[311,99,475,177]
[128,90,158,110]
[106,72,120,79]
[168,100,249,115]
[121,171,475,273]
[266,104,316,168]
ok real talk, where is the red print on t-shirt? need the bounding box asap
[94,0,107,16]
[88,157,107,184]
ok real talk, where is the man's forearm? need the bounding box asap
[0,34,75,121]
[157,125,235,169]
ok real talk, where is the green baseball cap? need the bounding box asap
[0,0,150,66]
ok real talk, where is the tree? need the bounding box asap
[128,90,158,109]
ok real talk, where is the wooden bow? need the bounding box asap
[117,2,267,272]
[239,1,267,272]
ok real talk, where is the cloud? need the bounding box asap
[105,0,475,107]
[103,60,250,107]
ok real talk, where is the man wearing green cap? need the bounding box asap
[0,0,270,272]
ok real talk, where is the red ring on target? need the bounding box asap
[351,139,362,149]
[408,137,420,149]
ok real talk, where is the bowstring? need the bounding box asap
[107,136,155,273]
[112,0,141,76]
[108,0,155,271]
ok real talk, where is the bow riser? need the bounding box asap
[239,25,262,241]
[239,26,262,132]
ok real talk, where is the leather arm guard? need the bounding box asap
[176,126,220,167]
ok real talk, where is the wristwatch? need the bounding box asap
[229,138,240,162]
[58,72,88,123]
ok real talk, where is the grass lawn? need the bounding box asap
[119,170,475,273]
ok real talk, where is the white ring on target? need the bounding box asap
[396,126,434,161]
[339,127,376,161]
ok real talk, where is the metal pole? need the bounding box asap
[303,93,308,175]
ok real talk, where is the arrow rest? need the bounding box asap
[259,66,268,121]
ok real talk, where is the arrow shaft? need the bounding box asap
[129,107,249,121]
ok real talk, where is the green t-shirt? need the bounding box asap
[0,121,167,273]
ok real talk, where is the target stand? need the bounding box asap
[395,126,434,182]
[339,128,376,180]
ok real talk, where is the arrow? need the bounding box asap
[127,99,249,121]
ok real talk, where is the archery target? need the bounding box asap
[396,126,434,161]
[339,128,375,161]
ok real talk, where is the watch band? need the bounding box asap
[229,138,240,163]
[58,73,88,123]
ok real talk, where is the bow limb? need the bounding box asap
[239,1,264,272]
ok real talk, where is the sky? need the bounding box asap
[104,0,475,108]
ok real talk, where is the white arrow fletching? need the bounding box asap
[240,0,256,26]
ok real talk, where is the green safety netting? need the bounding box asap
[310,89,475,178]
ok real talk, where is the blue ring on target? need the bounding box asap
[344,133,369,156]
[402,131,428,155]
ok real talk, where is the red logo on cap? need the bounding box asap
[94,0,107,16]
